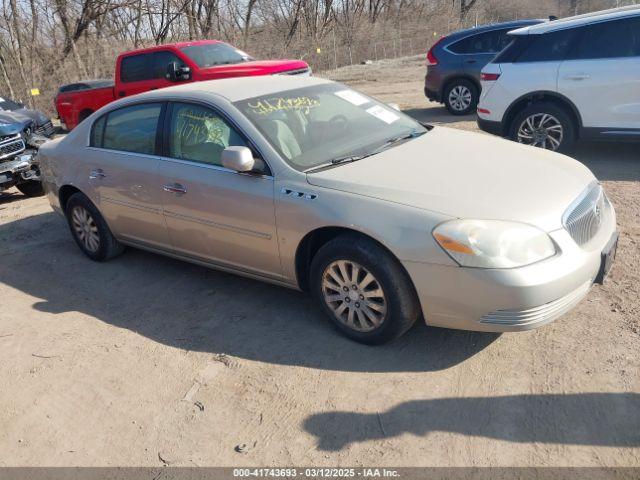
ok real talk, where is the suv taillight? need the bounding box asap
[481,72,501,81]
[426,36,444,66]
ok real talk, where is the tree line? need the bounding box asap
[0,0,630,114]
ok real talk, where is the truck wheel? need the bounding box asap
[78,110,93,124]
[65,192,124,261]
[16,181,44,197]
[309,234,420,345]
[444,79,478,115]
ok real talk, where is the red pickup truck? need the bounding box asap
[55,40,310,130]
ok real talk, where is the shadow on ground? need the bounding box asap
[0,211,499,373]
[304,393,640,451]
[404,107,476,126]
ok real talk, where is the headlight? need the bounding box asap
[433,220,557,269]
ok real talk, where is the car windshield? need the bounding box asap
[234,84,427,172]
[180,43,253,68]
[0,97,23,111]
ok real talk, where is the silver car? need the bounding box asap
[38,76,618,344]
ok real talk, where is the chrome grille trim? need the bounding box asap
[479,281,591,326]
[35,121,55,137]
[0,134,25,160]
[562,182,605,246]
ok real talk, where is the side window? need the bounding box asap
[102,103,162,154]
[571,18,640,60]
[153,51,186,79]
[449,30,501,54]
[90,115,106,147]
[168,103,249,167]
[517,29,577,62]
[120,54,152,82]
[495,29,515,52]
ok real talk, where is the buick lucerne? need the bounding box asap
[39,76,617,344]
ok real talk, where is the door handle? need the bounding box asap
[465,59,477,64]
[163,183,187,195]
[118,91,126,97]
[89,169,106,180]
[565,74,590,81]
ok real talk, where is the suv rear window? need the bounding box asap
[448,29,510,54]
[513,29,578,63]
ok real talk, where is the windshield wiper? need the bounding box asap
[304,130,427,174]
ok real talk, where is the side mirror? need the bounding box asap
[166,62,191,82]
[221,146,255,172]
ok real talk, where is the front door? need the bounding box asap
[117,51,187,99]
[158,101,282,279]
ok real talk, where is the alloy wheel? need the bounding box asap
[517,113,564,151]
[448,85,472,112]
[71,206,100,253]
[321,260,387,332]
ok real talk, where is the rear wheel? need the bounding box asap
[444,79,478,115]
[509,102,575,152]
[309,235,420,344]
[16,181,44,197]
[65,192,124,261]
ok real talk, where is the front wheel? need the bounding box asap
[309,235,420,344]
[509,103,575,152]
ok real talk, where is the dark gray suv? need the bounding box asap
[424,19,545,115]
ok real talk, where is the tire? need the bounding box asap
[16,180,44,197]
[65,192,124,262]
[444,79,478,115]
[309,234,420,345]
[78,110,93,124]
[509,102,575,152]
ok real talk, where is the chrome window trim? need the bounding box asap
[155,155,274,180]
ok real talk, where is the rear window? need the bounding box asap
[91,103,162,155]
[448,29,507,54]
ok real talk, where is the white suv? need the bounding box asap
[477,6,640,151]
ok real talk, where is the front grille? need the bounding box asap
[35,121,55,137]
[0,135,25,160]
[563,183,606,247]
[479,281,591,326]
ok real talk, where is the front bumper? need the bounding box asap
[402,202,617,333]
[0,152,40,187]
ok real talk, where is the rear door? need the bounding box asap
[558,16,640,130]
[117,51,186,99]
[86,102,172,249]
[449,28,511,80]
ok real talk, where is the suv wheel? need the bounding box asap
[510,103,575,152]
[444,79,478,115]
[309,234,420,344]
[65,192,124,261]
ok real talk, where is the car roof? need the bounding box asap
[510,5,640,35]
[444,19,545,40]
[129,75,334,103]
[119,39,224,57]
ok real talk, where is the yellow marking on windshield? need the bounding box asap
[248,96,319,116]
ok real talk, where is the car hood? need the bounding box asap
[306,127,596,232]
[11,107,50,126]
[199,59,309,78]
[0,111,33,135]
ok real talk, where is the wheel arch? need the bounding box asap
[294,226,415,294]
[58,184,82,213]
[503,91,582,138]
[441,74,481,99]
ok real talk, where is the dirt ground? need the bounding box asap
[1,55,639,468]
